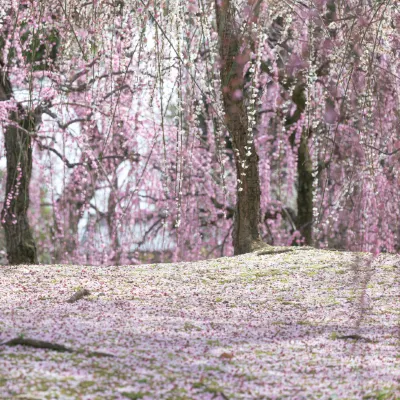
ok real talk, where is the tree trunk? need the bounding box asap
[1,115,38,264]
[296,129,313,245]
[53,161,99,263]
[287,84,314,246]
[215,0,262,255]
[107,175,121,265]
[233,147,262,255]
[0,66,38,264]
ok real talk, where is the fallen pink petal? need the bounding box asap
[1,249,399,399]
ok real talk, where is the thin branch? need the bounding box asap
[68,57,100,83]
[37,142,137,168]
[103,84,132,100]
[89,203,107,218]
[136,218,163,248]
[363,143,400,156]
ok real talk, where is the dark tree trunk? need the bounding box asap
[0,67,38,264]
[215,0,262,255]
[1,116,38,264]
[51,123,105,263]
[287,84,314,246]
[296,129,313,245]
[107,175,121,265]
[233,146,262,255]
[53,160,98,263]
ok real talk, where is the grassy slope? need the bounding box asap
[0,248,399,399]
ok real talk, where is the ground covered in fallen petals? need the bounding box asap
[0,248,399,399]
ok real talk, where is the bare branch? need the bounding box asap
[103,84,132,100]
[363,143,400,156]
[69,57,100,84]
[37,142,138,168]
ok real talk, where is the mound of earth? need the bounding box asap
[0,248,399,399]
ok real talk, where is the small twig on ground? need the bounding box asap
[67,288,91,303]
[219,391,229,399]
[0,337,115,357]
[256,246,315,256]
[256,248,293,256]
[0,337,74,352]
[77,349,115,358]
[336,334,374,343]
